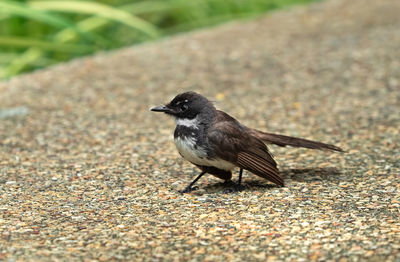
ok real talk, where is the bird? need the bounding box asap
[151,91,343,193]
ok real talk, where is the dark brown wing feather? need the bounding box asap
[207,111,283,186]
[237,152,282,186]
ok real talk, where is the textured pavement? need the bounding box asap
[0,0,399,261]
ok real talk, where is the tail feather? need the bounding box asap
[251,129,344,152]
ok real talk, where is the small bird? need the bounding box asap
[151,92,343,193]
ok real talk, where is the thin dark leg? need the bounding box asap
[179,171,206,193]
[238,168,243,186]
[224,169,245,193]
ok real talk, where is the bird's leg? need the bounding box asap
[179,171,206,194]
[233,168,246,191]
[238,168,243,186]
[224,169,245,193]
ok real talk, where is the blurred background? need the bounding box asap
[0,0,318,80]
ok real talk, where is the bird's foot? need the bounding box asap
[223,181,245,193]
[222,180,234,186]
[179,186,199,194]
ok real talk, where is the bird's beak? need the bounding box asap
[150,105,171,113]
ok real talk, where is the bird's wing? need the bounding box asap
[207,116,283,186]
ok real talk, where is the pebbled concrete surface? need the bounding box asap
[0,0,399,261]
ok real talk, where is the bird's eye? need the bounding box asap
[180,104,188,111]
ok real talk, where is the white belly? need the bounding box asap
[174,136,235,171]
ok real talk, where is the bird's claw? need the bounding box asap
[179,186,199,194]
[224,184,245,193]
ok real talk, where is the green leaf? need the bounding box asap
[29,0,160,38]
[0,1,77,30]
[0,0,96,41]
[0,48,42,79]
[0,36,93,53]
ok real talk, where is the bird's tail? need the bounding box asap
[251,129,344,152]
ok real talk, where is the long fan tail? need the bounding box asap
[251,129,344,152]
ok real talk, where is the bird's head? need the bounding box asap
[151,91,214,119]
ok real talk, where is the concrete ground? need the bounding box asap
[0,0,399,261]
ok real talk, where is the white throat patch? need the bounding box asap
[175,117,199,129]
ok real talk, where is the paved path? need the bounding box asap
[0,0,399,260]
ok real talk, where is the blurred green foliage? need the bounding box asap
[0,0,317,79]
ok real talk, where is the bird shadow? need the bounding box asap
[280,167,342,182]
[201,167,342,193]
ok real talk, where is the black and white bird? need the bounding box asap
[151,92,343,193]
